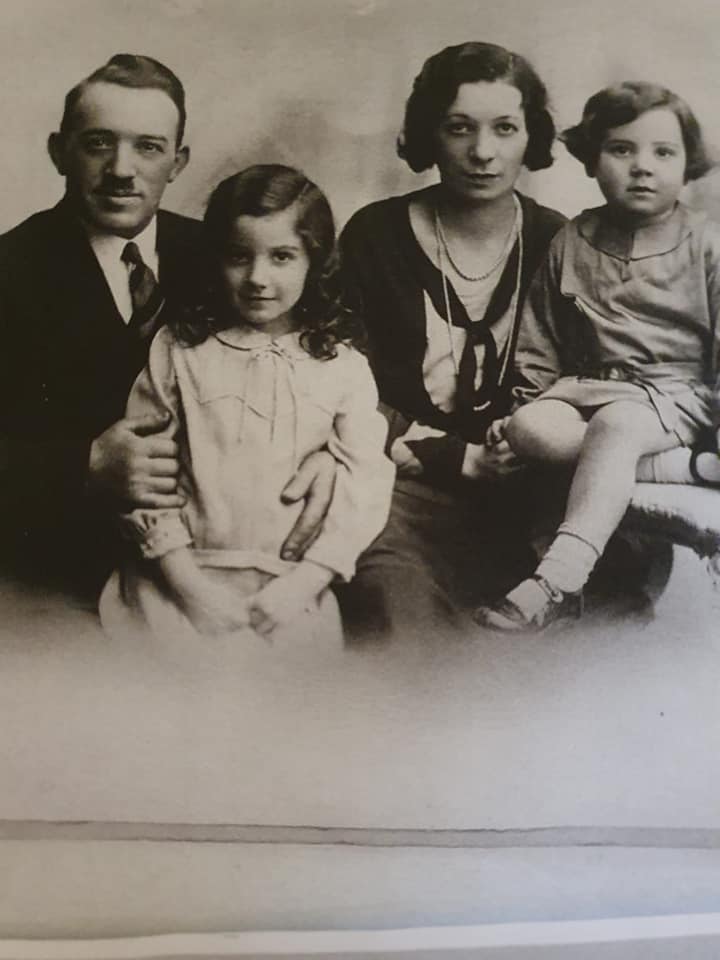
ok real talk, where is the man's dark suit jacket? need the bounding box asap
[0,197,206,588]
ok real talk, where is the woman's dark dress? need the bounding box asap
[338,189,566,639]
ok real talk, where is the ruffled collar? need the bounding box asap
[213,326,309,358]
[576,202,701,261]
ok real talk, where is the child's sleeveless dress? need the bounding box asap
[99,325,394,645]
[514,203,720,444]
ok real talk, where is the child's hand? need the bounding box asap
[462,440,524,480]
[485,416,511,447]
[181,579,250,637]
[248,563,333,638]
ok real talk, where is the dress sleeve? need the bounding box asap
[303,349,395,581]
[119,327,193,560]
[512,232,567,405]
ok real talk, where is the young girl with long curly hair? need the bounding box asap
[100,164,394,644]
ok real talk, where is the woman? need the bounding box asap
[337,42,566,640]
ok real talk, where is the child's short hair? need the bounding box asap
[60,54,186,146]
[561,81,713,181]
[177,164,362,359]
[398,41,555,173]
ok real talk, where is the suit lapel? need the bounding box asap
[49,199,126,336]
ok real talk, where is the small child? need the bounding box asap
[475,81,720,631]
[100,164,394,643]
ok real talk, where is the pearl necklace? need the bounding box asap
[434,196,521,282]
[434,198,523,401]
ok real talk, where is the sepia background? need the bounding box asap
[1,0,720,947]
[1,0,720,232]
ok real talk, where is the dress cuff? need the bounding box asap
[121,511,193,560]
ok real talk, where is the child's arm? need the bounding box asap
[159,547,250,635]
[301,348,395,582]
[118,328,191,553]
[512,231,568,406]
[121,332,251,635]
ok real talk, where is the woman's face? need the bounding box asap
[434,80,528,204]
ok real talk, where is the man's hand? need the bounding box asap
[88,412,183,508]
[280,450,336,561]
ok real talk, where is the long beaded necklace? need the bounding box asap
[434,196,520,282]
[433,197,523,410]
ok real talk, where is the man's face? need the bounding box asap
[50,81,189,238]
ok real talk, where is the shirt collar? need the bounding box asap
[84,217,158,265]
[213,326,308,357]
[576,202,699,261]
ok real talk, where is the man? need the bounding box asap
[0,54,330,595]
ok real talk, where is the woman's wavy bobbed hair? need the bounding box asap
[398,41,555,173]
[561,81,713,181]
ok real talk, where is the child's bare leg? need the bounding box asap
[510,399,697,484]
[506,400,587,463]
[485,402,679,627]
[561,402,678,553]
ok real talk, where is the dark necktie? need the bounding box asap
[121,241,165,338]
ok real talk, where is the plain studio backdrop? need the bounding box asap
[1,0,720,232]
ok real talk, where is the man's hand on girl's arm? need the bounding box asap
[88,412,184,508]
[280,450,336,561]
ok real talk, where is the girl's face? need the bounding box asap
[434,80,528,204]
[594,107,686,223]
[220,205,310,338]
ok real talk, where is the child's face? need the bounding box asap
[594,107,686,223]
[434,80,528,205]
[220,205,310,338]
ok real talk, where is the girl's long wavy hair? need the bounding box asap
[172,164,363,359]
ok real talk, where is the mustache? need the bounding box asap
[95,178,140,197]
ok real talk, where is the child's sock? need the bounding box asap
[503,525,601,618]
[535,524,601,594]
[636,447,720,485]
[636,448,693,483]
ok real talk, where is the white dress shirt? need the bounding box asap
[85,218,159,323]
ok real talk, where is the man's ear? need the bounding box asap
[168,144,190,183]
[47,132,66,176]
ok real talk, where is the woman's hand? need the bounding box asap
[462,439,524,480]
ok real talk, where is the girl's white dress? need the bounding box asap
[99,325,395,644]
